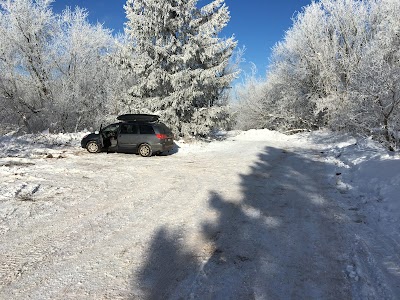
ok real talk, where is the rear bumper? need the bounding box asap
[152,142,174,153]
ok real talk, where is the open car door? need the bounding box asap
[100,123,119,150]
[98,124,104,148]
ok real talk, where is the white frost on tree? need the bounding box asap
[235,0,400,150]
[0,0,57,132]
[351,0,400,149]
[121,0,238,137]
[0,0,118,133]
[52,7,117,132]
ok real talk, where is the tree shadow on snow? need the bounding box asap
[132,147,353,299]
[134,228,198,299]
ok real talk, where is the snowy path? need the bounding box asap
[0,132,399,299]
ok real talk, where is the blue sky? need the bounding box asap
[51,0,312,79]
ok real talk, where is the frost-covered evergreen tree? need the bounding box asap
[121,0,237,136]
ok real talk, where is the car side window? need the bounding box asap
[139,124,155,134]
[120,124,138,134]
[103,124,119,133]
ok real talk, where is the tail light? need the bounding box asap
[156,134,168,139]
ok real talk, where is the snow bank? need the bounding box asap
[233,128,290,142]
[0,132,87,158]
[306,131,400,238]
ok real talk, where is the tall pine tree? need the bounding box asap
[121,0,237,136]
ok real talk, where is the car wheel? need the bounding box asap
[86,141,100,153]
[138,143,152,157]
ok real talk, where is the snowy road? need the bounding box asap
[1,131,399,299]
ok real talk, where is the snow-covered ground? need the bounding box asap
[0,129,399,299]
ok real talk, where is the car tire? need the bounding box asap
[86,141,100,153]
[138,143,152,157]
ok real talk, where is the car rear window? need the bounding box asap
[156,123,172,135]
[139,124,155,134]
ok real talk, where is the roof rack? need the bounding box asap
[117,114,159,122]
